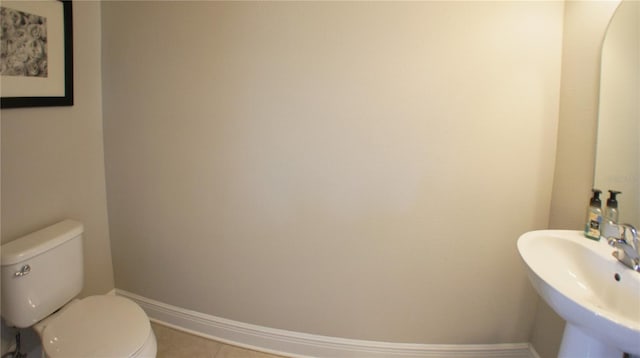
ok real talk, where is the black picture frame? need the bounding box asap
[1,0,73,109]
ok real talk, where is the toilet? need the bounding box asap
[1,220,157,357]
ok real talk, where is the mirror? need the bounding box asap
[594,0,639,225]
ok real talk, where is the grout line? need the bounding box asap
[211,338,223,358]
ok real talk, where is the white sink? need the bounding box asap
[517,230,640,357]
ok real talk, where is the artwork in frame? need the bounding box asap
[0,0,73,109]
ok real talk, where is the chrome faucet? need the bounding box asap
[605,223,640,272]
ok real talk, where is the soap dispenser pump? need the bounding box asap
[584,189,603,240]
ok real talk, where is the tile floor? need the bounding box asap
[152,322,288,358]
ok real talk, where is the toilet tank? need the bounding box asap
[1,220,84,328]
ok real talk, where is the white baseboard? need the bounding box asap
[116,289,539,358]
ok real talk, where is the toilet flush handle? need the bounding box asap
[14,264,31,277]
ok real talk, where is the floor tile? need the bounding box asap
[152,322,222,358]
[151,322,287,358]
[215,344,287,358]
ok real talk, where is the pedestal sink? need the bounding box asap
[517,230,640,357]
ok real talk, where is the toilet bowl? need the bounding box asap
[1,220,157,357]
[35,296,157,358]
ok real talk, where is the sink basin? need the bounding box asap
[517,230,640,357]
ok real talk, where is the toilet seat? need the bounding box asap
[40,295,151,358]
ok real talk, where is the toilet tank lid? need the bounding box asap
[1,220,83,266]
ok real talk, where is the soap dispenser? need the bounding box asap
[601,190,622,239]
[604,190,621,224]
[584,189,602,240]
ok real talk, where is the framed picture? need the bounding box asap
[1,0,73,109]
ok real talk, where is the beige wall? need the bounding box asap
[537,1,621,358]
[1,2,113,297]
[102,2,562,344]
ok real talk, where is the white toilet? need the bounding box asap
[1,220,157,357]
